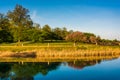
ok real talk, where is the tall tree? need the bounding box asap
[7,4,33,42]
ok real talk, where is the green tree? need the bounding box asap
[53,27,63,40]
[0,13,13,43]
[0,30,13,43]
[33,23,41,30]
[42,25,52,40]
[0,13,10,30]
[31,29,43,42]
[61,27,68,39]
[7,4,33,43]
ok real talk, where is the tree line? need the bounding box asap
[0,5,119,46]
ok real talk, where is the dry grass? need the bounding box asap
[0,43,120,59]
[0,46,120,58]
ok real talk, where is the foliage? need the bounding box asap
[0,13,13,43]
[0,13,10,30]
[0,30,13,43]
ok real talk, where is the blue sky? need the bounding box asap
[0,0,120,40]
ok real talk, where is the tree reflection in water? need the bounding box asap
[0,57,119,80]
[0,63,12,78]
[0,62,60,80]
[68,60,101,69]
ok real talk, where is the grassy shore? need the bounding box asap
[0,42,120,59]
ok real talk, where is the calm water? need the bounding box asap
[0,58,120,80]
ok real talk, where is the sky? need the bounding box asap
[0,0,120,40]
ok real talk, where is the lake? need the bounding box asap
[0,57,120,80]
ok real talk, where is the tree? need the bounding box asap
[96,36,101,45]
[0,30,13,43]
[66,31,84,46]
[84,32,96,43]
[42,25,52,40]
[66,31,84,42]
[89,36,97,44]
[0,13,13,43]
[7,4,33,43]
[61,27,68,40]
[53,27,63,40]
[31,29,43,42]
[42,24,51,32]
[0,13,10,30]
[33,23,41,30]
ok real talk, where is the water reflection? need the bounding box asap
[68,60,101,69]
[0,57,120,80]
[0,62,60,80]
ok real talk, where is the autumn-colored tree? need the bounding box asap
[66,31,84,46]
[89,36,97,44]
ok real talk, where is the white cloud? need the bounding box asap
[30,10,46,25]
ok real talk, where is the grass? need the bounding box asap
[0,42,120,50]
[0,42,120,59]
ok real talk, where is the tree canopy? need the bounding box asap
[7,4,33,42]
